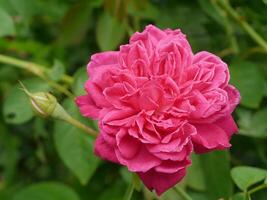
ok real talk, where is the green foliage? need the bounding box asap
[0,7,15,37]
[54,99,100,185]
[231,166,267,191]
[230,61,265,108]
[237,108,267,138]
[49,60,65,81]
[71,67,88,96]
[199,151,233,200]
[186,154,206,191]
[3,78,50,124]
[9,0,37,20]
[56,0,93,47]
[232,193,246,200]
[197,0,223,26]
[1,0,267,200]
[13,182,80,200]
[98,180,126,200]
[0,123,20,185]
[96,12,126,51]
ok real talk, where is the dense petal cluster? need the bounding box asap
[76,25,240,195]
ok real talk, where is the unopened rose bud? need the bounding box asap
[29,92,57,118]
[19,81,98,138]
[19,82,71,121]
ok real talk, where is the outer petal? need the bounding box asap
[215,115,238,138]
[75,95,100,119]
[87,51,119,75]
[152,141,193,161]
[130,24,167,45]
[85,51,121,109]
[193,51,230,88]
[94,134,118,163]
[155,158,191,174]
[192,123,231,153]
[84,81,110,108]
[103,83,128,109]
[115,144,161,172]
[138,168,186,195]
[117,131,141,159]
[225,85,241,113]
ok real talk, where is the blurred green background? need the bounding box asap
[1,0,267,199]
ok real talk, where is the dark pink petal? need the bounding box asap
[192,123,231,153]
[75,95,100,119]
[155,159,191,173]
[153,142,193,161]
[225,85,241,113]
[130,24,167,45]
[87,51,119,75]
[103,83,127,109]
[102,108,136,126]
[115,145,161,172]
[99,124,117,145]
[85,80,110,108]
[215,115,238,138]
[193,51,229,88]
[94,134,118,163]
[119,43,151,76]
[117,131,141,159]
[138,168,186,195]
[148,139,183,153]
[160,122,196,145]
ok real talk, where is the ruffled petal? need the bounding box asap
[192,123,231,153]
[87,51,119,75]
[193,51,229,88]
[155,159,191,174]
[75,95,100,119]
[225,85,241,113]
[130,24,167,45]
[115,145,161,172]
[215,115,238,138]
[94,134,118,163]
[138,168,186,195]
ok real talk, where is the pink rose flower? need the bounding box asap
[76,25,240,195]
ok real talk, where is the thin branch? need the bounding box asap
[217,0,267,52]
[0,54,74,98]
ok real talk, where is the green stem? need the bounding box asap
[0,54,73,84]
[44,77,74,99]
[60,74,73,84]
[212,0,239,54]
[0,54,44,77]
[143,187,154,200]
[248,184,267,196]
[245,192,251,200]
[217,0,267,52]
[123,175,135,200]
[174,187,193,200]
[66,117,98,138]
[241,46,267,58]
[0,54,74,98]
[218,48,235,57]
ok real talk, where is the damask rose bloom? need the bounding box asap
[76,25,240,195]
